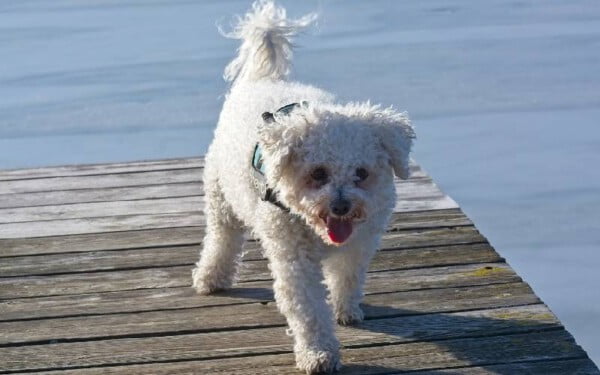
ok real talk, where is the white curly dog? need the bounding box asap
[192,1,415,373]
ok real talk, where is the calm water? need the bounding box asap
[1,0,599,364]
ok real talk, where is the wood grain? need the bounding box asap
[0,209,472,257]
[0,212,206,239]
[0,158,429,182]
[0,242,500,299]
[0,179,442,223]
[0,304,561,370]
[398,359,600,375]
[0,262,518,321]
[2,329,587,374]
[0,168,204,195]
[0,225,484,277]
[0,158,203,181]
[0,196,204,224]
[1,282,539,346]
[0,190,455,239]
[0,182,202,209]
[0,162,426,195]
[0,172,433,211]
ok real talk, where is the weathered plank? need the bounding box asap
[0,158,429,182]
[0,163,429,196]
[0,282,539,346]
[0,168,203,195]
[0,182,453,240]
[7,330,586,374]
[0,209,472,257]
[31,359,600,375]
[0,304,560,372]
[235,241,499,283]
[0,263,518,321]
[399,359,600,375]
[0,192,455,240]
[0,212,205,239]
[0,171,435,210]
[0,196,204,224]
[0,226,201,258]
[0,179,443,223]
[385,208,473,230]
[0,158,203,181]
[242,225,487,259]
[0,225,484,277]
[0,242,500,299]
[0,182,202,209]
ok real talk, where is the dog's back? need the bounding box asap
[207,0,330,225]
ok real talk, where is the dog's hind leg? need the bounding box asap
[192,176,244,295]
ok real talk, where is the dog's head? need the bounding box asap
[258,102,415,246]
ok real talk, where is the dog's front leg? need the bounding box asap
[261,233,340,374]
[323,236,379,325]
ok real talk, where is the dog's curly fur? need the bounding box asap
[192,1,415,373]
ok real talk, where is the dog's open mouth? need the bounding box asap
[325,216,353,244]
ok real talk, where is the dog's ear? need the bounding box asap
[257,114,303,185]
[368,107,415,179]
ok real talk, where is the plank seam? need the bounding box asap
[0,276,526,322]
[0,166,204,183]
[0,215,470,233]
[0,174,430,196]
[3,356,590,375]
[0,259,508,301]
[0,179,203,197]
[0,327,573,374]
[0,176,431,198]
[0,254,502,296]
[0,157,202,177]
[0,225,477,259]
[383,356,593,375]
[0,193,204,210]
[0,237,485,276]
[0,178,436,209]
[0,303,553,348]
[0,209,204,226]
[0,219,471,251]
[0,241,203,260]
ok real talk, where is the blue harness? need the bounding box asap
[251,102,307,211]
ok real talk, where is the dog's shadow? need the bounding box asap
[217,288,561,374]
[217,286,273,301]
[338,303,559,374]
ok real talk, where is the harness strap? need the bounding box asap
[252,143,289,211]
[250,102,308,211]
[264,187,290,211]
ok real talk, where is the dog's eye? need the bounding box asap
[355,168,369,181]
[310,167,328,181]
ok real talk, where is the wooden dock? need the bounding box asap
[0,157,597,374]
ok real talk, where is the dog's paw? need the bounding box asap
[295,348,341,375]
[334,304,364,326]
[191,266,229,295]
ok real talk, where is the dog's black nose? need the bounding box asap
[330,198,351,216]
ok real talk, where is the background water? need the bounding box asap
[1,0,599,364]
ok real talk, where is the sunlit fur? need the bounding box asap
[191,1,414,374]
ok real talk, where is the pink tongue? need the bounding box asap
[326,217,353,244]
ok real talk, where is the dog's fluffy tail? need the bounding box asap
[221,0,317,84]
